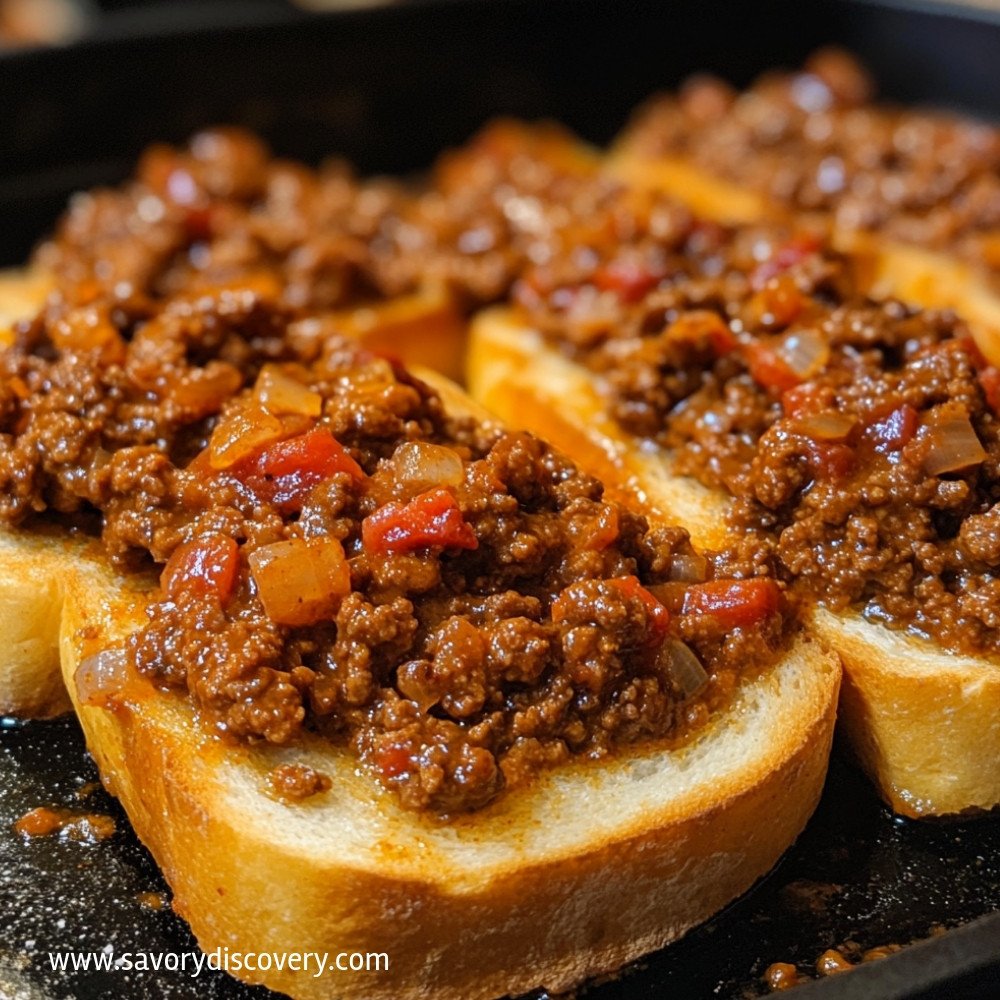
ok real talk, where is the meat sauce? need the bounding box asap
[35,120,607,315]
[515,180,1000,656]
[620,49,1000,264]
[0,276,785,814]
[14,806,116,842]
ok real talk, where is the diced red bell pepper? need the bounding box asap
[806,440,855,480]
[749,234,822,291]
[610,576,671,644]
[979,367,1000,414]
[681,578,781,630]
[362,488,478,555]
[666,311,738,356]
[869,404,919,454]
[592,258,663,303]
[161,534,239,604]
[745,340,802,394]
[781,383,827,417]
[234,427,365,513]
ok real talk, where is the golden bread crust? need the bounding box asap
[59,547,838,999]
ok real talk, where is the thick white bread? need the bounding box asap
[58,538,837,1000]
[607,153,1000,366]
[0,272,70,717]
[0,268,51,339]
[467,308,1000,818]
[0,526,89,717]
[810,608,1000,818]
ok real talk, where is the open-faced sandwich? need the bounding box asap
[0,120,602,717]
[469,168,1000,818]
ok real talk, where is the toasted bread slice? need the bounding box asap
[56,515,838,1000]
[607,152,1000,366]
[0,525,87,717]
[0,267,52,343]
[324,286,467,381]
[36,369,840,1000]
[468,308,1000,818]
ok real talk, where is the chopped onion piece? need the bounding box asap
[777,329,829,379]
[391,441,465,493]
[254,365,322,417]
[75,649,131,708]
[248,536,351,627]
[796,411,856,441]
[657,639,708,698]
[169,363,242,419]
[209,403,285,470]
[923,416,987,476]
[668,552,709,583]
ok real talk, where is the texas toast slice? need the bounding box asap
[40,356,840,1000]
[468,308,1000,818]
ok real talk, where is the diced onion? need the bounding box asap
[656,639,709,698]
[923,416,987,476]
[254,364,322,417]
[668,552,709,583]
[209,403,285,470]
[776,329,829,379]
[248,536,351,627]
[75,649,130,708]
[169,363,242,420]
[796,411,856,441]
[391,441,465,493]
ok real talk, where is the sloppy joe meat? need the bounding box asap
[0,278,785,814]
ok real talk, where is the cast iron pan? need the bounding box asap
[1,2,999,997]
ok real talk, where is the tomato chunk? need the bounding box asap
[806,440,855,480]
[745,340,802,393]
[362,488,478,554]
[979,367,1000,414]
[681,579,781,630]
[234,427,365,513]
[161,534,239,604]
[375,742,412,779]
[749,234,822,290]
[610,575,671,643]
[592,258,663,303]
[781,383,827,417]
[869,404,919,453]
[666,310,738,356]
